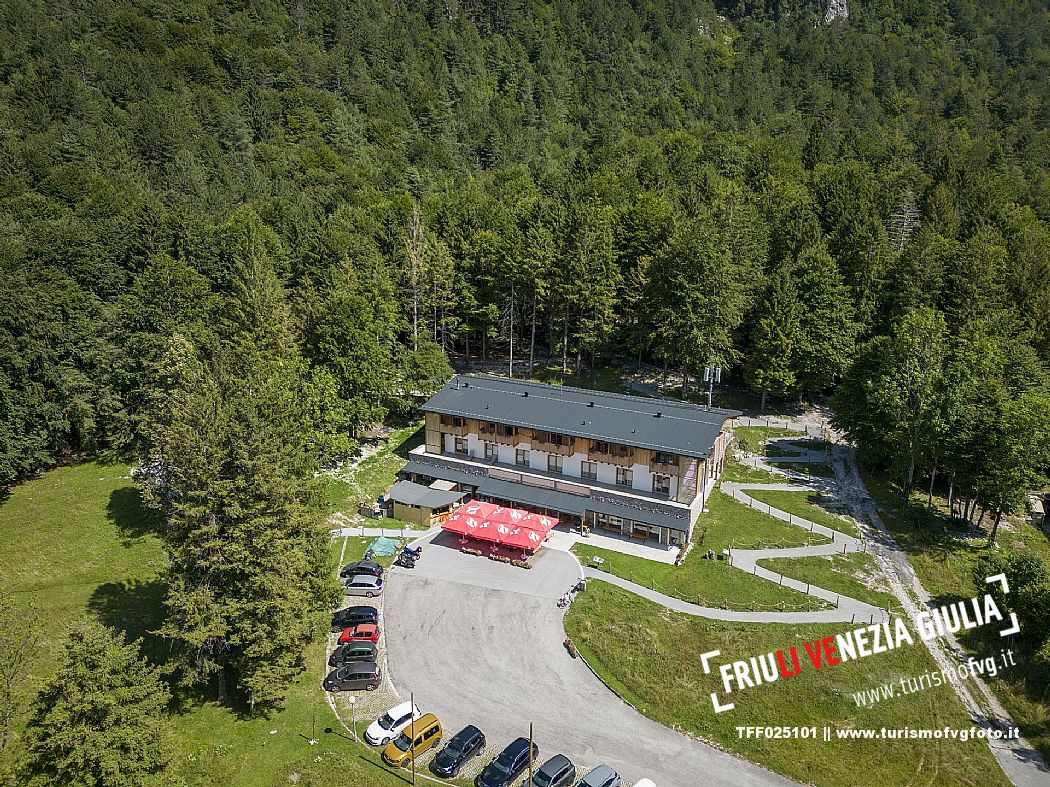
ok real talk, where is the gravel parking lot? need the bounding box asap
[383,535,793,787]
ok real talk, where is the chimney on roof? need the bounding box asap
[587,401,595,407]
[655,411,662,418]
[523,391,529,397]
[463,380,470,388]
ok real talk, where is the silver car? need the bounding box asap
[578,765,622,787]
[343,574,384,597]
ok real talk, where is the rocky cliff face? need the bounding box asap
[825,0,849,24]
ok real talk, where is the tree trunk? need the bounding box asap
[508,283,515,378]
[989,500,1005,545]
[760,389,767,413]
[927,465,937,508]
[681,364,689,398]
[217,670,228,703]
[947,470,956,518]
[482,329,487,368]
[903,430,918,498]
[561,313,568,373]
[529,291,537,376]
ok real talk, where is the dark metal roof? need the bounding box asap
[479,477,692,533]
[422,375,736,458]
[401,459,486,488]
[401,454,694,532]
[387,480,464,509]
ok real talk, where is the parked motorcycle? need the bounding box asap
[402,544,422,559]
[394,554,416,569]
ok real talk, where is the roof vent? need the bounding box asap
[655,411,662,418]
[463,380,470,388]
[523,391,529,397]
[587,401,595,407]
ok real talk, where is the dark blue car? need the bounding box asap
[475,737,539,787]
[430,724,486,778]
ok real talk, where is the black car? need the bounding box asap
[430,725,486,778]
[330,605,379,632]
[475,737,538,787]
[339,559,383,579]
[322,661,381,692]
[328,641,377,668]
[530,754,576,787]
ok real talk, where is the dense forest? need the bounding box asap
[2,0,1050,717]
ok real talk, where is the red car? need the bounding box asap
[339,623,381,644]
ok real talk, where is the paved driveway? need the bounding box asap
[385,534,793,787]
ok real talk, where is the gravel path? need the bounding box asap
[833,443,1050,786]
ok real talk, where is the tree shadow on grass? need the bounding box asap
[392,426,424,460]
[88,578,170,666]
[107,486,165,544]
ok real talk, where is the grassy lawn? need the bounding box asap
[572,491,831,612]
[530,363,628,393]
[756,553,901,611]
[565,581,1010,787]
[721,453,783,483]
[0,462,448,787]
[730,425,800,455]
[328,423,424,514]
[698,489,831,550]
[746,489,860,537]
[863,467,1050,763]
[767,461,834,477]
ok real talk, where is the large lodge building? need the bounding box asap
[399,375,736,548]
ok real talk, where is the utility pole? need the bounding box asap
[411,691,417,786]
[704,365,721,411]
[528,722,534,785]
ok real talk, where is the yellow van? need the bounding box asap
[381,713,443,767]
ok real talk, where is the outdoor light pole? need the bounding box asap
[704,365,721,411]
[411,691,417,786]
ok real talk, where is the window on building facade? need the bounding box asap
[652,474,671,495]
[515,448,528,466]
[498,424,515,437]
[548,454,563,473]
[581,461,597,481]
[591,440,610,453]
[454,437,468,455]
[484,442,497,461]
[481,421,496,434]
[616,467,633,487]
[654,451,675,465]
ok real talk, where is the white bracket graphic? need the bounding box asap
[985,573,1010,594]
[1000,612,1021,637]
[699,650,720,673]
[710,692,735,714]
[986,574,1019,635]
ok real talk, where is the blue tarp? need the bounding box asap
[368,536,400,557]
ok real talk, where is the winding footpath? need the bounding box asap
[586,438,888,624]
[587,424,1049,783]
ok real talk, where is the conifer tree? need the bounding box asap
[21,622,174,787]
[744,269,801,412]
[789,244,856,396]
[144,214,338,712]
